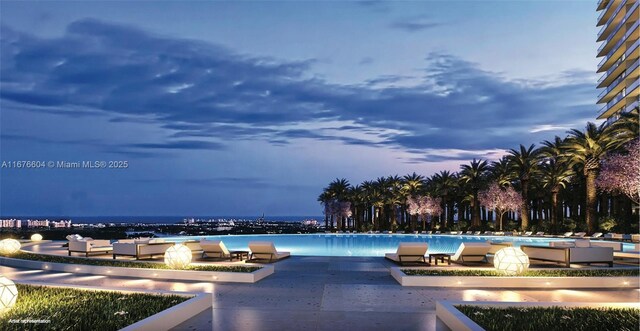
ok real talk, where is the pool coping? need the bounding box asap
[390,266,639,288]
[435,301,640,331]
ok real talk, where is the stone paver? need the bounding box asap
[7,242,640,330]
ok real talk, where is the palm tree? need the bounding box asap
[489,156,512,187]
[431,170,457,228]
[402,172,425,231]
[539,159,573,230]
[508,144,541,230]
[459,159,489,227]
[564,123,619,233]
[540,137,573,231]
[325,178,351,230]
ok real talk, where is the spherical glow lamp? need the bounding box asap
[30,234,43,242]
[0,275,18,314]
[164,244,192,269]
[494,247,529,276]
[0,239,21,255]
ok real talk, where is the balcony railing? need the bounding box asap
[598,58,640,100]
[598,1,638,44]
[598,0,628,52]
[598,20,640,70]
[598,54,625,84]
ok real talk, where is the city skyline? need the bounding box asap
[1,1,602,216]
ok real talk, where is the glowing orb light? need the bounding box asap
[164,244,192,269]
[30,234,43,242]
[0,276,17,314]
[0,239,21,255]
[494,247,529,276]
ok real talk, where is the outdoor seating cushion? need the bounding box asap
[384,242,428,262]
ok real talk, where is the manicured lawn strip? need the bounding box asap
[455,306,640,331]
[402,268,639,277]
[0,284,189,331]
[1,252,261,273]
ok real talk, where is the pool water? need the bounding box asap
[163,234,600,257]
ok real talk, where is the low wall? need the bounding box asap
[436,301,640,331]
[390,267,639,288]
[0,255,273,283]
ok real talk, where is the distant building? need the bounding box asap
[0,219,21,228]
[26,220,49,227]
[596,0,639,122]
[51,220,72,228]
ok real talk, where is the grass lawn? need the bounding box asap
[456,306,640,331]
[0,284,189,331]
[1,252,261,273]
[402,268,640,277]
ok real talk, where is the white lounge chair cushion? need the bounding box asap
[249,241,290,261]
[385,242,428,262]
[452,242,491,262]
[200,239,230,256]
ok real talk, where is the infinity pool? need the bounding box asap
[164,234,593,257]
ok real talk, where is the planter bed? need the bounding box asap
[0,252,274,283]
[391,267,639,288]
[0,284,202,331]
[436,301,640,331]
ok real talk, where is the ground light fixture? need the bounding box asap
[164,244,192,269]
[30,234,43,242]
[0,275,17,314]
[493,247,530,276]
[0,239,21,255]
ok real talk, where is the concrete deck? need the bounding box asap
[5,242,639,330]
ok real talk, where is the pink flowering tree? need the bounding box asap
[478,182,523,230]
[323,199,352,230]
[407,196,443,230]
[597,140,640,204]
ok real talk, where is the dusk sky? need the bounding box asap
[1,1,601,217]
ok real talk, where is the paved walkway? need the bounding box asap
[3,247,639,331]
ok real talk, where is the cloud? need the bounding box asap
[0,20,598,163]
[389,16,442,32]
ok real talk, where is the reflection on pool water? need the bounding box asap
[163,234,627,257]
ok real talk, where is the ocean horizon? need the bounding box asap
[0,215,324,224]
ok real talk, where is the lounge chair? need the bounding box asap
[522,231,533,236]
[604,233,624,240]
[473,231,481,235]
[465,231,473,235]
[200,239,231,260]
[487,241,513,254]
[425,231,432,234]
[571,232,586,238]
[561,232,573,237]
[384,242,428,265]
[248,241,290,262]
[451,242,491,265]
[533,231,545,236]
[589,232,603,238]
[631,234,640,243]
[435,231,441,234]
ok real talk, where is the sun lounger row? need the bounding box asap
[66,235,290,263]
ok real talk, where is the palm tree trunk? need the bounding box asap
[472,194,481,227]
[585,168,598,233]
[550,189,560,231]
[521,179,530,230]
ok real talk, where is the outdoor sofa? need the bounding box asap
[67,235,112,257]
[520,240,613,267]
[112,238,174,260]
